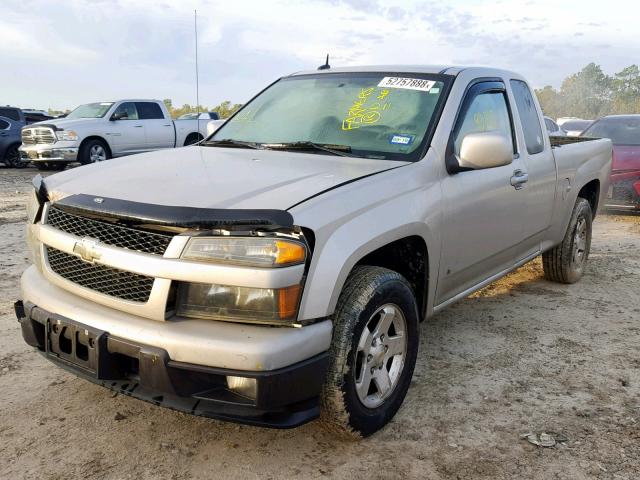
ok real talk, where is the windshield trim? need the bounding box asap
[207,71,454,162]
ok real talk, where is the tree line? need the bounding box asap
[162,99,243,119]
[535,63,640,120]
[47,100,243,119]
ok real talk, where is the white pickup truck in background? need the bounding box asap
[19,99,224,171]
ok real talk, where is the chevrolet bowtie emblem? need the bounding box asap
[72,237,101,263]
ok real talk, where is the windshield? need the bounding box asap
[66,102,114,119]
[209,73,449,161]
[582,116,640,145]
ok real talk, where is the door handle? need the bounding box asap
[133,125,143,128]
[162,124,172,127]
[510,170,529,190]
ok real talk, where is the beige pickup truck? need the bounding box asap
[16,65,611,437]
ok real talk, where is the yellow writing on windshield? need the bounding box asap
[342,87,392,131]
[234,109,254,122]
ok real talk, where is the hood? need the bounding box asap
[44,146,407,211]
[612,145,640,172]
[29,118,101,129]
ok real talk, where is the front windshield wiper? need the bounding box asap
[203,138,263,150]
[261,141,355,157]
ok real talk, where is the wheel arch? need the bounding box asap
[298,222,437,323]
[577,178,600,217]
[183,132,204,146]
[79,136,112,158]
[353,236,429,320]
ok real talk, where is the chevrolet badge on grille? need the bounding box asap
[72,237,101,263]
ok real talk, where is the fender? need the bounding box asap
[292,150,444,321]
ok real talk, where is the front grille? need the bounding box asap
[21,127,55,145]
[46,247,154,302]
[47,206,174,255]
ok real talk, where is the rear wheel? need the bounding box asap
[320,266,419,438]
[543,197,592,283]
[79,139,110,165]
[4,144,28,168]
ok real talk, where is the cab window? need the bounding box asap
[112,102,139,120]
[454,92,513,157]
[136,102,164,120]
[510,80,544,154]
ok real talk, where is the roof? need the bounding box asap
[288,65,523,79]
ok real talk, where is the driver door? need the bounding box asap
[436,81,530,305]
[108,102,147,155]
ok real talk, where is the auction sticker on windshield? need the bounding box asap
[378,77,435,91]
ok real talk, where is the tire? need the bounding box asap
[184,133,203,146]
[320,266,419,438]
[35,162,67,171]
[79,139,110,165]
[4,144,28,168]
[542,197,592,283]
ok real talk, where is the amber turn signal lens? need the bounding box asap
[274,240,306,266]
[278,284,302,319]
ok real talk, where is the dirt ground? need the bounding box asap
[0,167,638,480]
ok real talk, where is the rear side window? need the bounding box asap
[0,108,20,121]
[510,80,544,154]
[136,102,164,120]
[454,92,513,156]
[0,119,10,129]
[112,102,139,120]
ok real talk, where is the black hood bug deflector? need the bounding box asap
[52,194,294,228]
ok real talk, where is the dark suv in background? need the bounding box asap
[0,107,26,168]
[0,106,56,168]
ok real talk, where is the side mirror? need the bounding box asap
[110,111,127,121]
[209,112,220,120]
[457,131,513,170]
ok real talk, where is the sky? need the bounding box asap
[1,0,638,111]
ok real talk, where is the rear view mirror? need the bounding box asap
[458,132,513,170]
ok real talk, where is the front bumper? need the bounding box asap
[15,300,329,428]
[605,171,640,211]
[19,144,78,163]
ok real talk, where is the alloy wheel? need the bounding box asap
[353,304,407,409]
[89,145,107,162]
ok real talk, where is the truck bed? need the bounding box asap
[550,135,600,148]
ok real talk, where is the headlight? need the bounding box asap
[176,283,302,324]
[181,237,306,267]
[55,130,78,141]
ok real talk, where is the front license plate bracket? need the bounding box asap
[46,317,106,376]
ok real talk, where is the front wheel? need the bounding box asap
[79,139,110,165]
[320,266,419,438]
[543,197,593,283]
[4,145,28,168]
